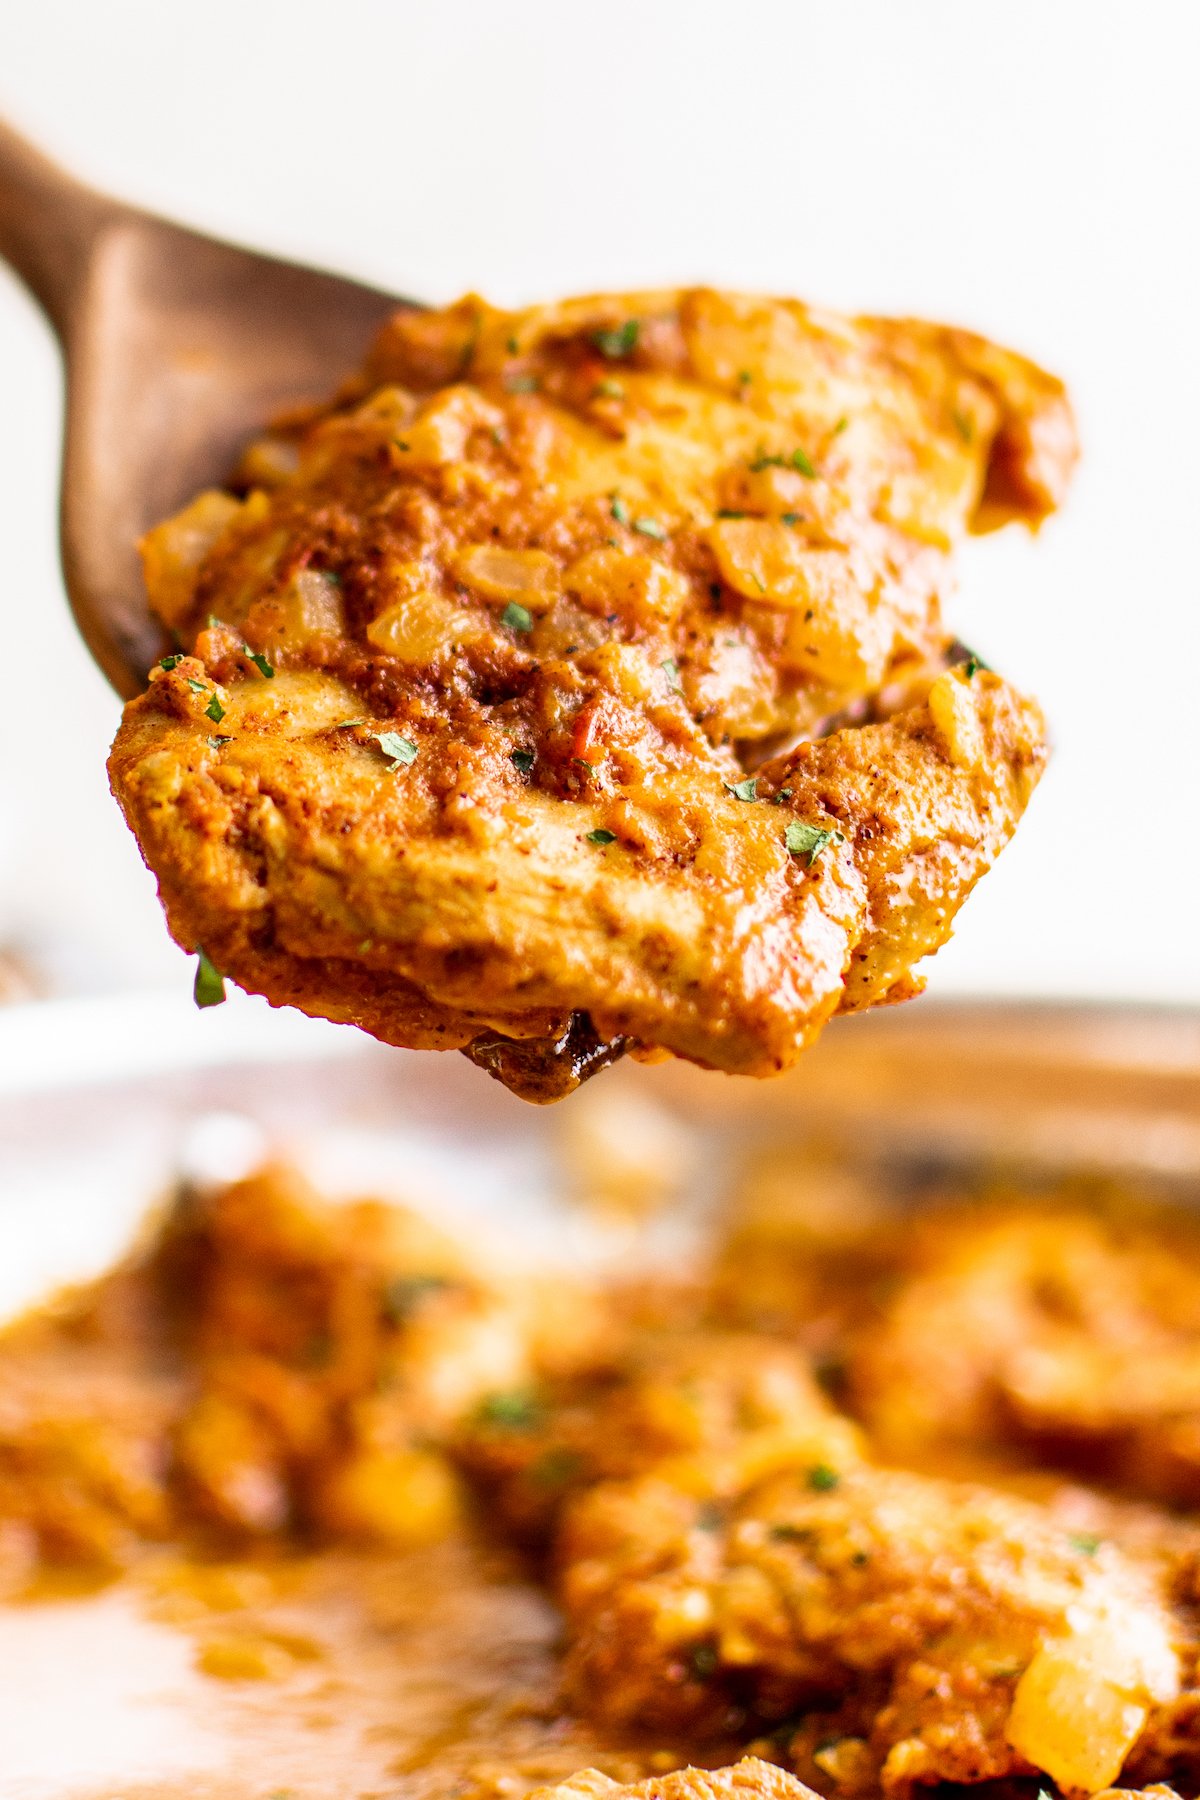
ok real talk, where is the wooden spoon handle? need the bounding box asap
[0,117,124,336]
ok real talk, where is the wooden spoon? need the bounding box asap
[0,117,401,698]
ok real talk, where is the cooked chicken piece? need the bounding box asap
[850,1200,1200,1505]
[110,289,1071,1100]
[153,1163,592,1544]
[528,1758,826,1800]
[456,1332,859,1546]
[558,1462,1180,1797]
[0,1354,173,1573]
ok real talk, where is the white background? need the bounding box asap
[1,0,1198,1009]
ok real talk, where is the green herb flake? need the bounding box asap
[965,656,981,679]
[807,1463,841,1492]
[382,1273,452,1325]
[1067,1531,1102,1557]
[531,1446,584,1489]
[790,447,817,478]
[478,1390,542,1430]
[186,678,207,694]
[193,947,226,1010]
[505,373,540,394]
[506,334,520,354]
[952,407,974,443]
[592,377,625,400]
[245,648,275,679]
[772,788,794,805]
[592,319,639,360]
[510,748,536,775]
[688,1643,719,1681]
[373,731,418,771]
[501,600,534,634]
[833,415,849,435]
[207,734,233,749]
[737,369,753,386]
[587,828,617,846]
[725,777,758,803]
[158,653,183,672]
[785,821,846,865]
[781,511,802,525]
[334,717,366,730]
[632,516,666,540]
[205,694,226,724]
[716,509,746,519]
[610,494,631,526]
[660,657,683,694]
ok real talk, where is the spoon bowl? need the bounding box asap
[0,119,400,696]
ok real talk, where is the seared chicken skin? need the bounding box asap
[527,1760,827,1800]
[110,290,1073,1097]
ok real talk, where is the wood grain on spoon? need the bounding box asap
[0,116,401,697]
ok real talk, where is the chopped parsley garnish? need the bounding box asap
[772,788,793,805]
[726,777,758,802]
[477,1390,542,1430]
[952,407,974,443]
[965,656,981,679]
[781,511,802,526]
[749,446,816,478]
[1067,1531,1102,1557]
[186,677,207,694]
[504,372,539,394]
[207,735,232,749]
[632,516,666,540]
[531,1447,584,1488]
[501,601,534,633]
[785,821,846,864]
[737,368,752,385]
[610,494,631,526]
[506,334,520,354]
[373,731,418,771]
[587,827,617,845]
[807,1463,840,1492]
[205,694,226,724]
[592,319,639,359]
[193,947,226,1009]
[833,415,849,435]
[716,509,746,519]
[245,648,274,679]
[382,1273,452,1325]
[660,657,683,693]
[510,747,536,775]
[592,377,625,399]
[334,717,366,729]
[158,653,182,672]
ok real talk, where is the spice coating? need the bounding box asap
[109,289,1074,1097]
